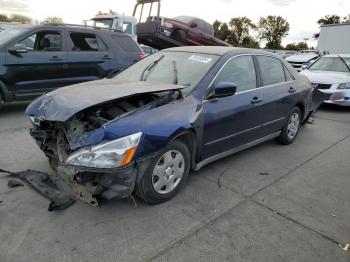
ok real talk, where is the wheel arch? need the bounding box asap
[171,129,198,170]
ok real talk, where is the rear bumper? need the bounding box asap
[57,163,137,206]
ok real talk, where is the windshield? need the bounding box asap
[0,27,29,46]
[114,51,219,92]
[93,19,113,28]
[309,57,350,72]
[173,16,194,24]
[123,22,133,34]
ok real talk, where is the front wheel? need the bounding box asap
[171,30,186,44]
[276,107,301,145]
[135,140,190,204]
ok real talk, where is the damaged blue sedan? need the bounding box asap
[26,46,313,205]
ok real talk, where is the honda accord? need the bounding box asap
[26,46,313,205]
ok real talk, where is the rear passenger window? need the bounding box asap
[70,33,105,51]
[257,56,286,86]
[214,56,257,92]
[112,35,140,52]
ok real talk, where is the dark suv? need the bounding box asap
[0,24,144,106]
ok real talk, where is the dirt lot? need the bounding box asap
[0,103,349,262]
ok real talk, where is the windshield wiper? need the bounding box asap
[140,55,165,81]
[172,60,178,85]
[337,55,350,73]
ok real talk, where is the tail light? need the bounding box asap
[138,53,146,59]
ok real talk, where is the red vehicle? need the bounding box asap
[133,0,230,49]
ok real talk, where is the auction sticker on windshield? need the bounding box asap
[188,55,213,63]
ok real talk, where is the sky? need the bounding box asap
[1,0,349,47]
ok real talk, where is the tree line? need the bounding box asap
[214,14,350,50]
[1,12,349,50]
[0,14,64,24]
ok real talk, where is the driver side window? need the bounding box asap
[214,56,257,93]
[13,31,61,52]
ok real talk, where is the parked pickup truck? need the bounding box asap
[133,0,230,49]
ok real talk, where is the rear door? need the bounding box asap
[4,29,67,100]
[255,55,298,135]
[64,31,113,85]
[201,55,265,159]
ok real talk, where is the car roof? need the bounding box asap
[324,54,350,58]
[163,46,274,56]
[29,24,124,34]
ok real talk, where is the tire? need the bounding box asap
[49,157,59,172]
[135,140,191,204]
[0,91,4,110]
[171,30,186,44]
[276,107,302,145]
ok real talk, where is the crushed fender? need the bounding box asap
[0,169,75,211]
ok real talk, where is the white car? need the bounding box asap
[300,54,350,106]
[286,50,320,71]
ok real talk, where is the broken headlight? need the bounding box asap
[66,132,142,169]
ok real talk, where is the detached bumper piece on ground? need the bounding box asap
[1,169,75,211]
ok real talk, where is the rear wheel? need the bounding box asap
[276,107,301,145]
[135,140,190,204]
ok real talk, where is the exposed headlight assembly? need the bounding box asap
[338,82,350,89]
[29,116,41,126]
[66,132,142,169]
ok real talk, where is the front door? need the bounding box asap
[201,55,265,160]
[4,30,67,100]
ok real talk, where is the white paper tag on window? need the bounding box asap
[188,55,213,63]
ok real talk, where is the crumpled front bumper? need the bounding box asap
[57,163,137,206]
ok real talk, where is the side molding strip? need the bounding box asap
[194,131,281,171]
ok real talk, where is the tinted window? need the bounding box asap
[14,31,61,51]
[257,56,286,86]
[70,33,105,51]
[214,56,257,92]
[112,35,140,52]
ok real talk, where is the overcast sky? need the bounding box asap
[1,0,349,46]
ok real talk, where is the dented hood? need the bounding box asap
[25,79,184,122]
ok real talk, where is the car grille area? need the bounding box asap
[312,83,332,90]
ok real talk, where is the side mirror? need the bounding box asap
[8,44,28,54]
[209,82,237,99]
[190,22,198,28]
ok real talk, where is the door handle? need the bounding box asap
[49,56,62,61]
[251,97,263,104]
[289,87,297,93]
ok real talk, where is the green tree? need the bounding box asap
[317,15,341,25]
[258,16,290,49]
[8,14,32,24]
[241,36,260,48]
[344,15,350,22]
[285,42,308,50]
[213,20,230,42]
[43,16,64,24]
[227,16,256,46]
[0,14,9,22]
